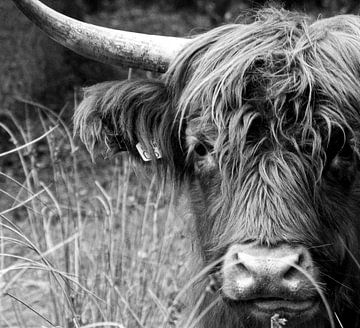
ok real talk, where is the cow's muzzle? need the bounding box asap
[221,243,320,321]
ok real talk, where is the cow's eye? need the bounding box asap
[325,141,357,185]
[194,143,208,157]
[325,127,353,164]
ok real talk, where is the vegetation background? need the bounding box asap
[1,1,360,327]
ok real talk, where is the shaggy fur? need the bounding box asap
[74,8,360,328]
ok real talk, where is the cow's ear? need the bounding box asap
[74,79,185,174]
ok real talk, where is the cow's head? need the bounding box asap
[14,1,360,327]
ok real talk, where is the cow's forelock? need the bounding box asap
[218,152,321,246]
[166,8,360,169]
[165,8,360,266]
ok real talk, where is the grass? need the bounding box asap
[0,92,196,328]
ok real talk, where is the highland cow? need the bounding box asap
[13,0,360,327]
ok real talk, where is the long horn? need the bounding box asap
[12,0,190,72]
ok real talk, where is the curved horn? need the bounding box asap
[12,0,190,72]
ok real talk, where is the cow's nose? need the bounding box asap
[222,244,315,300]
[235,251,301,281]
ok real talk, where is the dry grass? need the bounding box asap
[0,95,195,328]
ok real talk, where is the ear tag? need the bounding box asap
[136,141,162,161]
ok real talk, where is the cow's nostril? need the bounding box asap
[283,265,298,280]
[282,252,305,279]
[297,253,305,266]
[232,252,250,273]
[276,253,301,279]
[236,262,248,272]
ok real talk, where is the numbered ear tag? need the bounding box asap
[136,141,162,161]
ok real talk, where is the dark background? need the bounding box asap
[1,0,360,112]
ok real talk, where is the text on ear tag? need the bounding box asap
[136,141,162,161]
